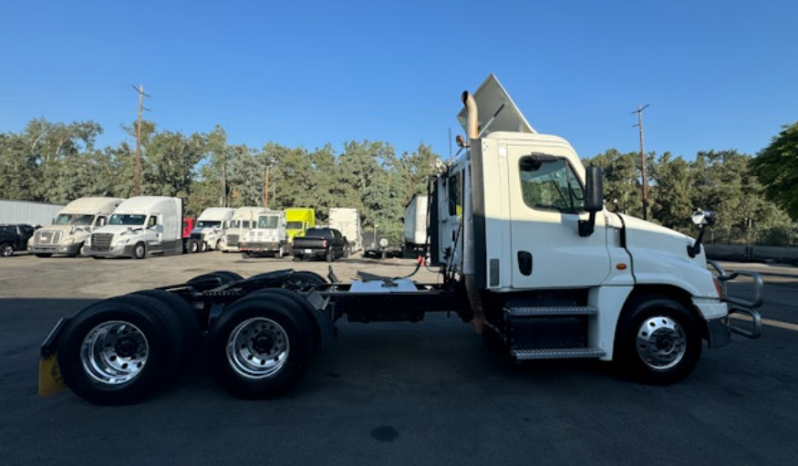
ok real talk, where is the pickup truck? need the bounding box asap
[0,224,38,257]
[291,227,348,262]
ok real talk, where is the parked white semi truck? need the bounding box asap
[218,206,269,252]
[187,207,235,253]
[40,75,763,405]
[238,210,288,258]
[328,207,363,254]
[28,197,124,258]
[82,196,183,259]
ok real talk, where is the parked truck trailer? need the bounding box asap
[328,207,363,254]
[39,75,763,405]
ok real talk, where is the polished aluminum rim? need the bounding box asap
[227,317,289,379]
[81,321,149,385]
[636,316,687,370]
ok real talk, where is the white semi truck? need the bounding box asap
[238,210,288,258]
[40,75,763,405]
[218,207,269,252]
[328,207,363,254]
[28,197,124,258]
[187,207,235,253]
[82,196,183,259]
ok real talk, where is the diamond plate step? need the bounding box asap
[504,305,597,318]
[511,347,606,360]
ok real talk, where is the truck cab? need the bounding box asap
[285,208,316,245]
[219,207,269,252]
[28,197,123,258]
[238,210,288,258]
[188,207,235,253]
[83,196,183,259]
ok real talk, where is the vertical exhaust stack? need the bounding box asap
[462,91,479,141]
[460,90,485,333]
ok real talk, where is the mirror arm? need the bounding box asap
[687,225,707,258]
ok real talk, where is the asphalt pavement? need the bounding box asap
[1,254,796,466]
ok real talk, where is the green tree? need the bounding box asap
[750,121,798,221]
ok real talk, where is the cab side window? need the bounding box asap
[147,216,158,227]
[519,155,585,213]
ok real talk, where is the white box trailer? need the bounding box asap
[328,207,363,253]
[403,195,428,253]
[219,207,270,252]
[83,196,183,259]
[188,207,236,253]
[29,197,124,257]
[0,199,64,227]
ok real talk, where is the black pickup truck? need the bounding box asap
[291,227,348,262]
[0,224,38,257]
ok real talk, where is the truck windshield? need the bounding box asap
[109,214,147,226]
[54,214,94,226]
[258,216,279,229]
[286,221,302,230]
[196,220,222,228]
[229,220,251,229]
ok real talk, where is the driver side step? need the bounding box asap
[512,347,606,360]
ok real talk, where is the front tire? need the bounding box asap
[132,242,146,260]
[614,296,702,385]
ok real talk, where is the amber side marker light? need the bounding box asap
[616,263,627,270]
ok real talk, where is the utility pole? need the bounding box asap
[132,84,150,196]
[263,165,270,208]
[632,104,650,220]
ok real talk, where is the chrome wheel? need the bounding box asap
[81,321,149,385]
[636,316,686,371]
[227,317,289,379]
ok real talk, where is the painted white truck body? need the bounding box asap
[218,207,270,252]
[28,197,124,257]
[189,208,235,252]
[239,210,288,257]
[430,74,751,369]
[328,208,363,252]
[83,196,183,259]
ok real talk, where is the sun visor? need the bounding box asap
[457,74,536,137]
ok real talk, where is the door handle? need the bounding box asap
[518,251,532,276]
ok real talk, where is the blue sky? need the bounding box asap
[1,0,795,161]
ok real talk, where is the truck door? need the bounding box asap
[507,149,611,289]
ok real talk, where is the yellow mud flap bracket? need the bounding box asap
[38,317,70,397]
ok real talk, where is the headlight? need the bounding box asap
[63,237,75,245]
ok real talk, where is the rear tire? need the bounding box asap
[200,241,208,253]
[614,296,702,385]
[208,294,313,398]
[325,249,333,263]
[1,243,14,257]
[56,295,181,405]
[188,240,199,254]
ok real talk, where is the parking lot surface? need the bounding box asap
[1,253,797,466]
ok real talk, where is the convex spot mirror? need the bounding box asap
[691,210,715,226]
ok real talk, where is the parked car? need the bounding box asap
[0,224,38,257]
[291,227,348,262]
